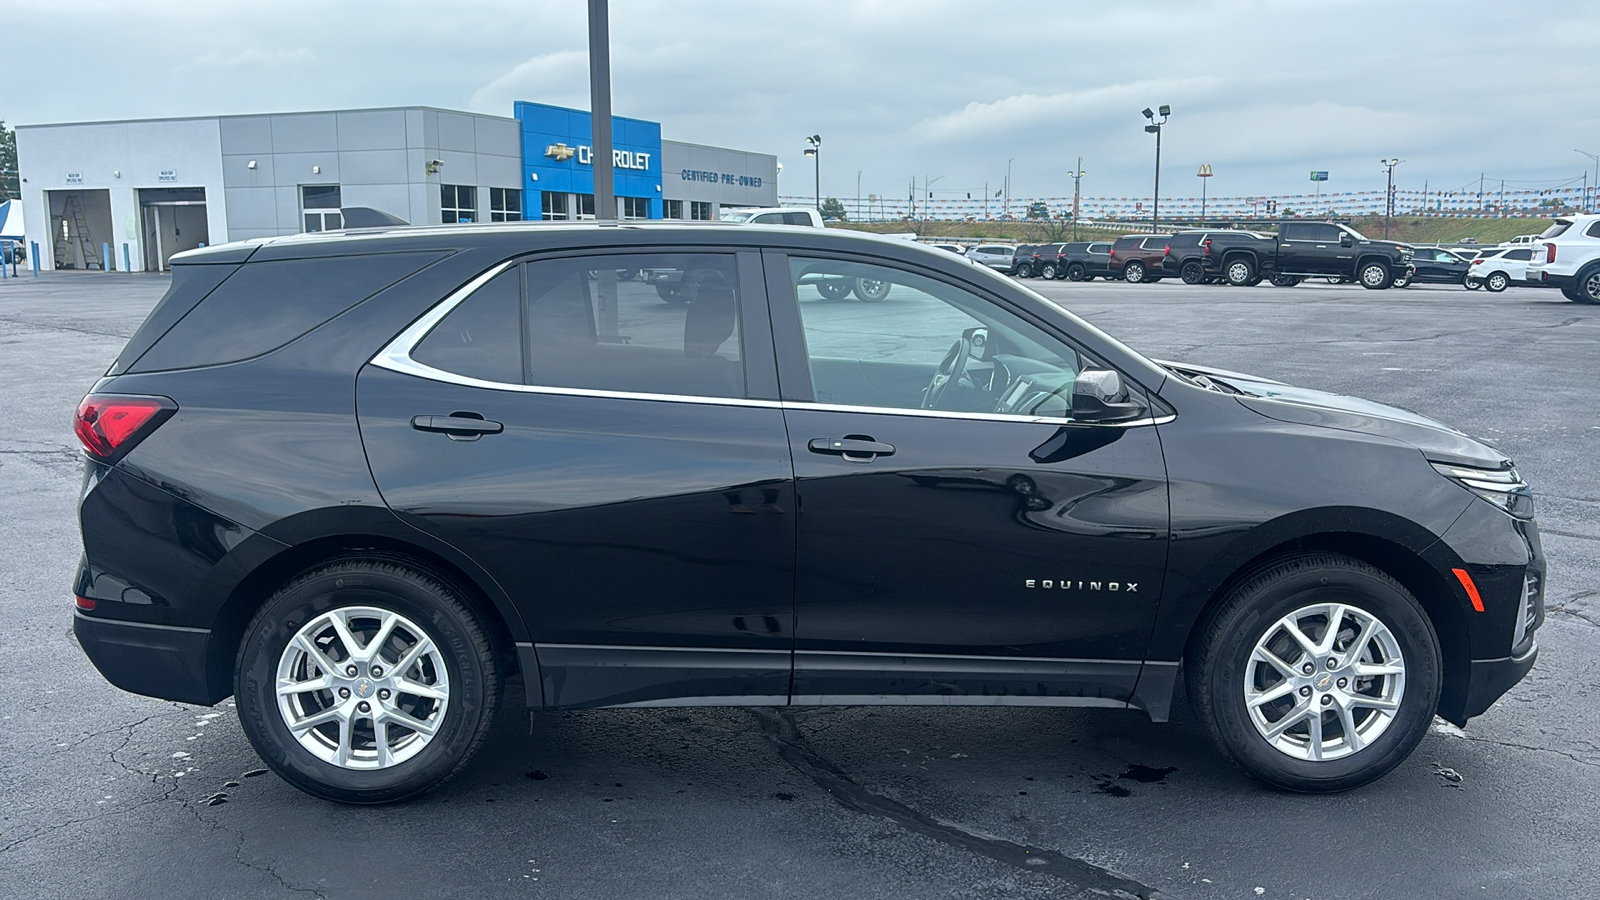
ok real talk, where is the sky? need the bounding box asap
[5,0,1600,205]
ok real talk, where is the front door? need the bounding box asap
[766,252,1170,706]
[357,250,795,709]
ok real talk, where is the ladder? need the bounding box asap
[52,196,102,269]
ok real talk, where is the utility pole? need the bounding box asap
[804,135,821,212]
[1577,150,1600,212]
[1005,158,1013,219]
[856,170,861,222]
[587,0,616,220]
[1478,172,1485,214]
[1142,105,1170,233]
[1071,159,1087,240]
[1197,163,1212,223]
[1380,158,1403,240]
[1499,179,1505,217]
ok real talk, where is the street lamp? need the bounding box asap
[1380,158,1403,239]
[1141,105,1171,232]
[923,174,946,222]
[1577,150,1599,212]
[803,135,821,212]
[1070,159,1086,240]
[1197,163,1213,223]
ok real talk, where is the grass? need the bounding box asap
[830,216,1560,246]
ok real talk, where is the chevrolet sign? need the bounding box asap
[545,143,576,162]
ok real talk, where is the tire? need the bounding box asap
[1065,263,1087,282]
[235,558,501,804]
[656,285,686,304]
[1574,265,1600,304]
[852,277,891,302]
[1245,274,1263,287]
[1187,553,1440,793]
[1358,261,1392,290]
[1123,261,1146,283]
[1181,262,1205,285]
[1224,258,1256,286]
[1014,263,1033,279]
[1464,277,1483,291]
[816,279,851,301]
[1390,272,1412,289]
[1270,273,1302,287]
[1484,271,1510,293]
[1041,263,1058,280]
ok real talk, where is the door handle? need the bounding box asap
[809,437,895,461]
[411,414,504,438]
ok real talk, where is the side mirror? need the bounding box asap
[1339,234,1354,248]
[1071,368,1145,423]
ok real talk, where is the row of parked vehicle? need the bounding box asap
[953,223,1551,293]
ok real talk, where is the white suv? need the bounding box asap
[720,207,824,227]
[1525,214,1600,303]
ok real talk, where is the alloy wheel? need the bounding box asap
[275,606,452,770]
[1244,602,1405,762]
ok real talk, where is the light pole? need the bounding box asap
[586,0,616,220]
[1141,105,1171,233]
[803,135,821,212]
[1005,158,1014,219]
[1380,158,1402,239]
[923,175,945,222]
[1197,163,1213,223]
[1070,159,1086,240]
[1577,150,1600,212]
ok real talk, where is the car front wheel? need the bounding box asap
[235,558,501,804]
[1575,265,1600,304]
[1188,553,1440,793]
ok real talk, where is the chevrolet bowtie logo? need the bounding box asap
[545,143,576,162]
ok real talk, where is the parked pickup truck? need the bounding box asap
[1201,222,1415,289]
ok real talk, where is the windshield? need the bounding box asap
[720,211,756,223]
[1539,219,1572,239]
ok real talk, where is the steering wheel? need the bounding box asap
[922,334,973,409]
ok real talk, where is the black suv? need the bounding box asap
[1029,243,1068,280]
[1011,244,1042,277]
[75,223,1543,803]
[1058,241,1115,281]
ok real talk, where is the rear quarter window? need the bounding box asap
[130,251,446,372]
[108,263,240,376]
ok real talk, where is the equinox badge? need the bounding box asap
[1025,579,1138,592]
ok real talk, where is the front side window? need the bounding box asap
[489,188,522,222]
[411,253,744,400]
[301,185,342,233]
[787,257,1094,417]
[441,185,477,224]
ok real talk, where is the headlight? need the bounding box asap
[1430,461,1534,519]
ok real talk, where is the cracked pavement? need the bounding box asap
[1,272,1596,898]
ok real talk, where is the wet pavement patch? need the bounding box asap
[525,770,549,781]
[1118,765,1178,784]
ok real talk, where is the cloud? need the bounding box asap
[180,48,316,70]
[468,50,590,113]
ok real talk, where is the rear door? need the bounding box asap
[357,249,796,709]
[766,251,1170,705]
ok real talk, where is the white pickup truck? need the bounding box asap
[720,207,825,227]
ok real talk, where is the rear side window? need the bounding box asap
[783,212,814,226]
[1089,243,1111,254]
[132,251,445,372]
[1540,220,1571,239]
[1112,238,1142,250]
[1168,234,1201,249]
[751,213,786,225]
[411,253,745,400]
[108,263,239,375]
[1586,222,1600,238]
[1141,238,1169,250]
[1506,248,1533,261]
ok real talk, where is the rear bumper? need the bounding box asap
[1528,270,1571,287]
[74,610,218,705]
[1459,643,1538,721]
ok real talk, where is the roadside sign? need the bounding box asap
[1310,171,1329,182]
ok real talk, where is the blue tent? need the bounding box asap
[0,199,23,242]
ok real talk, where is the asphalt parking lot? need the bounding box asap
[2,271,1596,899]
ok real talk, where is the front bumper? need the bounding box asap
[74,610,217,705]
[1460,642,1538,720]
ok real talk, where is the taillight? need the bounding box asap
[1544,242,1556,263]
[1163,246,1171,257]
[74,394,176,463]
[1203,239,1212,256]
[1108,248,1116,258]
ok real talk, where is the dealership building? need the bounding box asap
[14,101,778,272]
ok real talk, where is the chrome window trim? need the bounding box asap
[369,260,1173,428]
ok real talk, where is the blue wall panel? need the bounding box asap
[515,101,662,219]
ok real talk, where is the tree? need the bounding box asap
[0,121,18,202]
[819,197,847,221]
[1026,201,1048,220]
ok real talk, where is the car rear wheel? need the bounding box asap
[1065,263,1087,282]
[1041,263,1058,280]
[1014,263,1033,278]
[853,277,891,302]
[1359,262,1392,290]
[235,558,500,804]
[1124,262,1146,283]
[1390,272,1412,289]
[1188,553,1440,793]
[1484,272,1510,293]
[1464,276,1482,290]
[1224,259,1255,286]
[1181,262,1205,284]
[1270,273,1302,287]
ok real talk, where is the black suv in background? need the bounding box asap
[1030,243,1069,280]
[1108,234,1171,283]
[1166,231,1271,284]
[1058,241,1115,281]
[1011,245,1042,277]
[74,223,1542,803]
